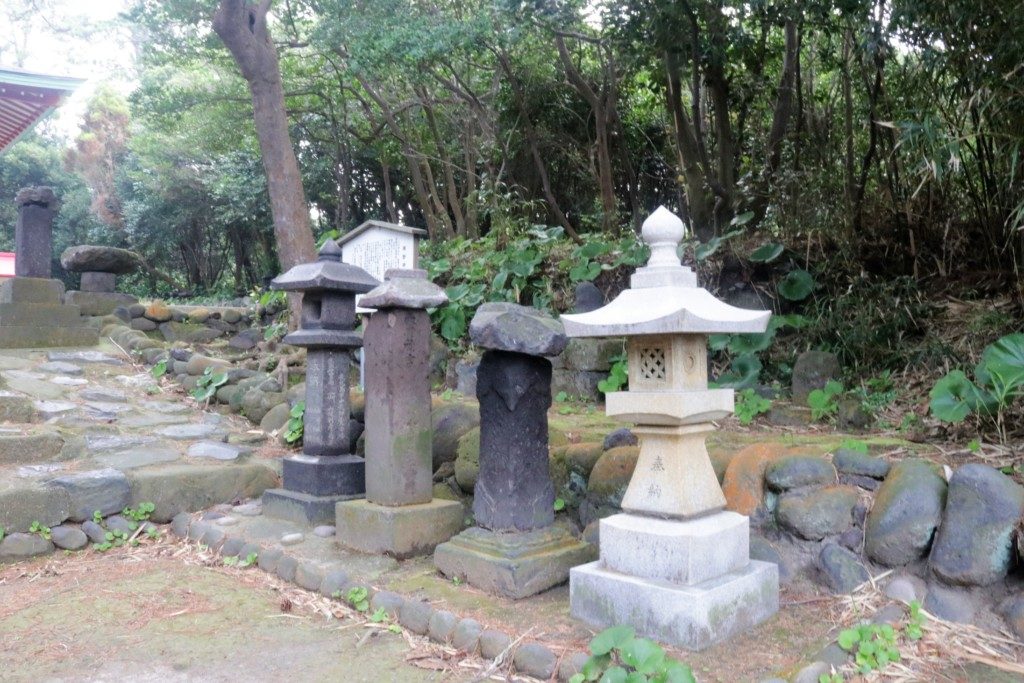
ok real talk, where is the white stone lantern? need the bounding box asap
[561,206,779,650]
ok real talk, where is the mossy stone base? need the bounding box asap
[336,498,465,559]
[433,525,595,599]
[570,559,778,651]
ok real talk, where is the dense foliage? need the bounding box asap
[0,0,1020,346]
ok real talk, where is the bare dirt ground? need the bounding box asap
[0,546,449,683]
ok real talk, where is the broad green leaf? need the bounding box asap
[730,210,755,226]
[599,667,628,683]
[439,306,466,342]
[661,662,697,683]
[777,269,815,301]
[715,354,762,389]
[749,242,784,262]
[619,637,665,674]
[589,625,635,656]
[837,628,860,650]
[929,370,981,423]
[976,333,1024,388]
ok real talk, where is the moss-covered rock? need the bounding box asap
[865,458,947,566]
[453,427,480,493]
[431,402,480,470]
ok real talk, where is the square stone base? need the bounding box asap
[282,453,364,497]
[570,560,778,651]
[434,526,596,599]
[262,488,361,525]
[599,511,748,586]
[336,498,465,559]
[64,291,138,316]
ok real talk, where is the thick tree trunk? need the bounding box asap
[213,0,315,271]
[213,0,316,323]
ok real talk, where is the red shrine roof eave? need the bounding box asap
[0,66,85,154]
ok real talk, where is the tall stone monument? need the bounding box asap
[434,302,594,598]
[335,269,464,557]
[561,206,778,650]
[0,188,98,348]
[262,241,378,524]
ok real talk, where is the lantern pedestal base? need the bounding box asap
[262,453,367,524]
[569,512,778,650]
[335,498,464,559]
[434,525,595,600]
[262,488,362,526]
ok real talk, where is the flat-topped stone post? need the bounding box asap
[434,302,593,598]
[262,241,379,524]
[561,206,778,650]
[335,269,463,557]
[14,187,56,278]
[0,188,98,348]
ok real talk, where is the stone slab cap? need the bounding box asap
[469,302,567,356]
[272,240,379,294]
[360,268,448,310]
[562,207,769,337]
[60,245,141,274]
[16,186,57,207]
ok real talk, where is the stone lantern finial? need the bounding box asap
[641,206,685,269]
[630,206,696,289]
[317,239,343,261]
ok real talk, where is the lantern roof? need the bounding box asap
[561,207,770,337]
[271,240,379,293]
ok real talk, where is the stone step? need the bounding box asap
[0,303,84,327]
[0,277,64,304]
[0,326,99,349]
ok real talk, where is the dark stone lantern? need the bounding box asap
[262,240,379,525]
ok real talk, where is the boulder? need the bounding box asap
[571,282,604,313]
[558,338,624,372]
[721,442,789,518]
[431,402,480,470]
[583,446,638,524]
[60,245,140,274]
[145,302,173,323]
[865,458,947,566]
[833,448,890,479]
[469,302,567,356]
[0,532,54,560]
[260,402,292,433]
[777,486,858,540]
[791,350,840,405]
[764,455,836,491]
[928,464,1024,586]
[602,428,637,451]
[48,468,131,522]
[922,583,975,624]
[999,595,1024,640]
[550,441,604,498]
[818,542,870,594]
[837,398,873,430]
[453,427,480,493]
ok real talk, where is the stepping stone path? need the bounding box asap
[156,424,225,440]
[0,344,281,554]
[187,441,250,461]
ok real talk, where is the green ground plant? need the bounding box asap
[29,521,51,541]
[735,389,772,425]
[598,354,629,395]
[569,625,696,683]
[193,366,229,403]
[283,402,305,445]
[807,380,844,422]
[820,601,926,682]
[930,333,1024,441]
[346,586,370,612]
[151,358,168,379]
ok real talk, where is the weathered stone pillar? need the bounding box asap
[336,270,463,557]
[474,350,554,531]
[14,187,56,278]
[434,302,593,598]
[261,241,378,525]
[0,188,98,349]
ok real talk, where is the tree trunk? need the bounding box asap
[213,0,316,323]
